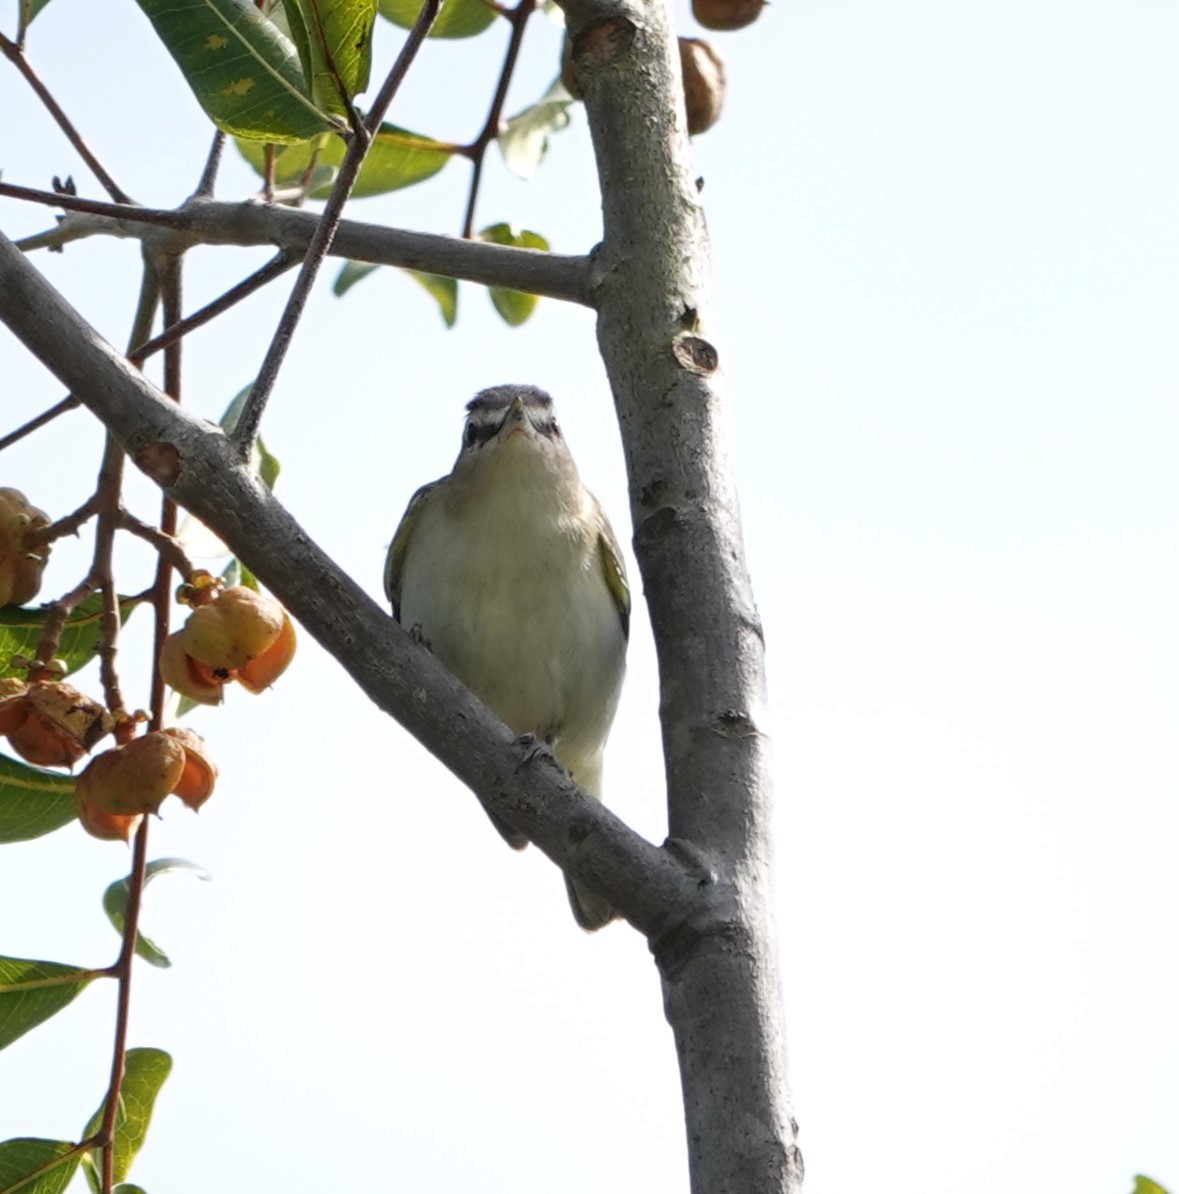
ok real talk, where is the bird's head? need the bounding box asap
[458,385,565,458]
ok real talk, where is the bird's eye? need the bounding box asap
[464,421,481,447]
[550,421,562,438]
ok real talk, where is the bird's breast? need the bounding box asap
[397,477,626,784]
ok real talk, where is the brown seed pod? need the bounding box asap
[182,586,287,672]
[679,38,726,136]
[691,0,765,32]
[76,798,142,843]
[76,733,187,817]
[158,630,224,706]
[0,488,51,608]
[159,726,217,810]
[4,681,112,768]
[235,611,296,694]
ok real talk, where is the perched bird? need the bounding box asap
[385,385,630,930]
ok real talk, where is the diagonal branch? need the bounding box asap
[0,225,698,942]
[230,0,443,457]
[459,0,537,239]
[0,32,132,204]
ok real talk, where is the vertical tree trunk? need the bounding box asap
[562,0,804,1188]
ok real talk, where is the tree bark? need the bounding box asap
[562,0,803,1188]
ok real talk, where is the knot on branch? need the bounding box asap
[672,333,718,376]
[708,708,759,739]
[568,16,636,81]
[133,441,182,488]
[649,879,745,981]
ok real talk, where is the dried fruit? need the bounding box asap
[679,38,726,135]
[76,800,141,843]
[184,586,287,672]
[75,728,217,839]
[691,0,764,31]
[158,629,225,706]
[160,585,295,701]
[0,487,51,607]
[159,726,217,810]
[235,611,296,693]
[76,733,186,817]
[0,680,112,767]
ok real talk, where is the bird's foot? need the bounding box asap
[514,732,557,773]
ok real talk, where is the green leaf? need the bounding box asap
[0,754,77,844]
[236,121,452,197]
[478,224,549,326]
[103,859,212,970]
[82,1049,172,1192]
[497,78,572,180]
[131,0,342,142]
[405,270,458,327]
[257,436,281,490]
[19,0,57,31]
[220,557,259,592]
[114,1186,147,1194]
[377,0,497,39]
[0,595,140,682]
[288,0,377,115]
[1132,1179,1171,1194]
[332,263,458,326]
[0,957,97,1052]
[217,387,282,491]
[0,1139,81,1194]
[332,260,380,295]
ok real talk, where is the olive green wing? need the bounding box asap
[595,503,631,640]
[384,482,439,623]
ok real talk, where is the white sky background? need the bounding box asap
[0,1,1176,1191]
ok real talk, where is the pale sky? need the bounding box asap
[0,2,1176,1192]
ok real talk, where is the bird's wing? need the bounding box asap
[384,481,439,622]
[595,504,631,640]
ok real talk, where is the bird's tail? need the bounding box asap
[565,876,617,932]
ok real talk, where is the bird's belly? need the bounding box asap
[398,528,625,778]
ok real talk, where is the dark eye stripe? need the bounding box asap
[464,419,499,448]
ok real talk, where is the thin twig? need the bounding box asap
[0,33,132,204]
[97,815,150,1194]
[0,395,80,451]
[92,258,162,721]
[3,1142,91,1193]
[146,255,185,735]
[459,0,536,239]
[194,130,227,199]
[263,143,277,202]
[129,251,298,364]
[0,254,295,459]
[31,575,95,674]
[93,437,128,721]
[0,180,161,222]
[229,0,443,458]
[91,252,173,1194]
[119,510,196,579]
[25,494,98,548]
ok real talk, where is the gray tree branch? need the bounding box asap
[561,0,802,1188]
[2,185,592,306]
[0,227,696,942]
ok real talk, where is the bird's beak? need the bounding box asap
[503,396,532,439]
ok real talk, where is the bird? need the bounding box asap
[384,384,630,931]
